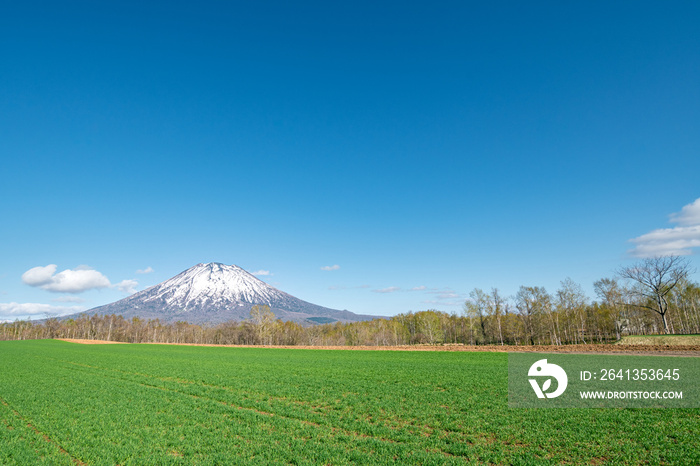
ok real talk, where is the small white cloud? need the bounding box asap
[136,267,154,274]
[114,279,138,294]
[251,270,272,276]
[411,286,427,291]
[373,287,401,294]
[51,296,86,303]
[22,265,111,293]
[630,226,700,257]
[629,198,700,257]
[0,302,85,318]
[422,300,463,307]
[329,284,370,291]
[669,198,700,226]
[425,288,465,302]
[321,265,340,271]
[21,264,58,286]
[22,264,112,293]
[48,269,110,293]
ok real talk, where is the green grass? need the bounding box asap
[0,340,698,465]
[616,334,700,345]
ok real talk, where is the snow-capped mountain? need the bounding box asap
[141,263,290,310]
[72,263,374,325]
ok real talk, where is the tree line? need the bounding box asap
[2,256,698,346]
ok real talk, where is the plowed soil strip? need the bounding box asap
[0,396,87,465]
[58,339,700,354]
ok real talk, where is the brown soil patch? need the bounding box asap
[57,339,700,355]
[616,335,700,346]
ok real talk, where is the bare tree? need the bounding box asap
[594,278,626,339]
[556,278,587,344]
[466,289,489,344]
[250,305,276,345]
[490,288,505,346]
[416,310,443,345]
[515,286,550,345]
[618,255,692,334]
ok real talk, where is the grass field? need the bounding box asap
[616,334,700,346]
[0,340,698,465]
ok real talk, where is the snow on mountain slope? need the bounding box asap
[70,263,375,325]
[141,263,289,309]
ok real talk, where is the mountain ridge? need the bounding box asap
[67,263,375,325]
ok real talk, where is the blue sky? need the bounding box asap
[2,1,699,321]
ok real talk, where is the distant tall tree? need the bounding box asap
[250,305,276,345]
[515,286,550,345]
[416,310,443,344]
[490,288,506,346]
[594,278,625,339]
[466,289,489,344]
[671,280,700,334]
[556,278,587,344]
[618,255,692,334]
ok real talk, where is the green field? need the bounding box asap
[0,340,698,465]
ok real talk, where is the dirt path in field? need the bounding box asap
[57,339,700,355]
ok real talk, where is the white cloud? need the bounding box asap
[629,226,700,257]
[321,265,341,271]
[629,198,700,257]
[21,264,129,294]
[21,264,58,286]
[328,284,370,291]
[251,270,272,276]
[0,302,85,318]
[373,287,401,293]
[669,198,700,226]
[136,267,154,274]
[115,279,138,294]
[51,296,85,303]
[411,286,427,291]
[427,288,457,295]
[422,299,464,307]
[423,288,466,304]
[23,265,111,293]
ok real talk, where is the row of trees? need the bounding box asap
[463,256,697,345]
[2,256,698,346]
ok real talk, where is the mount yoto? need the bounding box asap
[72,263,374,325]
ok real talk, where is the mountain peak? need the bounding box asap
[70,263,375,325]
[153,262,282,308]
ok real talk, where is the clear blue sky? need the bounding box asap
[2,1,699,321]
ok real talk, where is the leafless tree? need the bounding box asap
[515,286,550,345]
[250,305,276,345]
[618,255,693,334]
